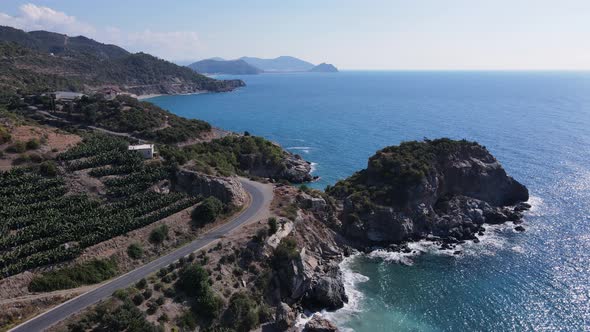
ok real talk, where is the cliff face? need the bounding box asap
[328,139,530,246]
[173,169,247,207]
[238,151,315,183]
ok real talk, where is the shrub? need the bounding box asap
[143,289,153,300]
[272,237,299,268]
[26,138,40,150]
[156,296,165,305]
[0,126,11,144]
[149,224,169,244]
[191,196,224,227]
[127,243,144,259]
[132,293,144,305]
[39,160,58,176]
[6,141,26,153]
[29,259,118,292]
[113,289,129,301]
[136,278,147,289]
[158,313,169,322]
[222,292,260,332]
[268,217,278,235]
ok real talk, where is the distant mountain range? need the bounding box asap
[187,56,338,75]
[188,59,262,75]
[0,25,243,95]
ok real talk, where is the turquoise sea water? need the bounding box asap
[149,71,590,331]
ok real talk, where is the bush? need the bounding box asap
[132,293,144,305]
[272,237,299,268]
[0,126,11,144]
[176,263,222,319]
[222,292,260,332]
[6,141,26,153]
[39,160,58,176]
[268,217,278,235]
[127,243,144,259]
[143,289,153,300]
[149,224,169,244]
[29,259,118,292]
[26,138,40,150]
[191,196,224,227]
[136,278,147,289]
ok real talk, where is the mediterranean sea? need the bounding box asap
[149,71,590,331]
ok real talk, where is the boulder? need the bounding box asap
[303,268,348,310]
[275,302,296,331]
[303,316,339,332]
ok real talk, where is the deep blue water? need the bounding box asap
[149,71,590,331]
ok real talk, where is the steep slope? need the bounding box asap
[188,59,262,75]
[0,26,244,95]
[240,55,315,72]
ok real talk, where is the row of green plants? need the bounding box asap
[0,135,202,278]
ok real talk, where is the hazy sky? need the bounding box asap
[0,0,589,70]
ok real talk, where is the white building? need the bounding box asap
[128,144,155,159]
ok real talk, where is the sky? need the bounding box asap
[0,0,589,70]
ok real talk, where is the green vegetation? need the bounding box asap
[39,160,58,176]
[6,141,26,153]
[268,217,278,235]
[222,292,260,332]
[0,135,200,278]
[272,237,300,267]
[160,135,287,177]
[176,263,223,320]
[28,259,117,292]
[191,197,224,227]
[25,138,40,150]
[50,95,212,144]
[0,29,241,95]
[149,224,169,244]
[67,300,162,332]
[0,125,10,144]
[327,138,480,207]
[127,243,144,259]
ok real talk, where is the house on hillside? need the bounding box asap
[128,144,155,159]
[52,91,85,101]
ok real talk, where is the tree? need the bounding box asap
[127,243,143,259]
[268,217,278,235]
[149,224,169,244]
[222,292,260,332]
[191,197,224,227]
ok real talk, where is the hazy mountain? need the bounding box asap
[240,55,315,72]
[309,63,339,72]
[188,59,262,75]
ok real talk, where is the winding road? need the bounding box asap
[9,178,273,332]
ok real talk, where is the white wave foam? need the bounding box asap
[526,195,545,216]
[295,255,368,331]
[310,162,318,174]
[287,146,312,154]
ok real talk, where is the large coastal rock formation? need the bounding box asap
[173,169,247,207]
[239,150,315,183]
[327,138,530,246]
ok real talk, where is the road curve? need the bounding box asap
[9,178,273,332]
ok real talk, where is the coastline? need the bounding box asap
[136,90,209,100]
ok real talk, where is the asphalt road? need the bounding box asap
[9,178,272,332]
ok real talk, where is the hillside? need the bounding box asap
[188,59,262,75]
[240,55,315,72]
[309,63,338,72]
[0,26,244,96]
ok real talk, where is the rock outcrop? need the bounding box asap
[239,151,315,183]
[328,139,530,246]
[303,315,340,332]
[173,169,247,207]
